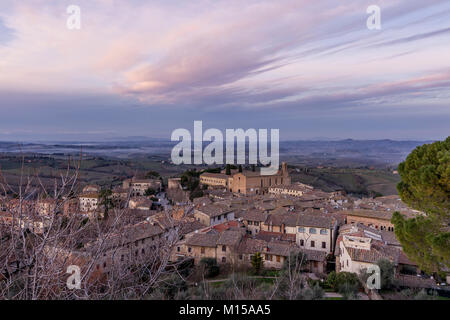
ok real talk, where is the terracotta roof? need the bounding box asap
[289,212,336,229]
[193,196,213,206]
[92,221,165,251]
[79,192,99,199]
[186,233,220,247]
[264,241,299,256]
[255,231,296,243]
[217,230,243,246]
[345,209,393,221]
[396,274,438,289]
[211,220,241,232]
[242,209,268,222]
[300,249,328,262]
[179,220,207,236]
[237,238,266,254]
[345,241,400,265]
[195,203,233,217]
[200,173,229,179]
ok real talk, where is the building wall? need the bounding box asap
[90,232,164,274]
[293,226,333,252]
[268,187,304,197]
[168,178,182,189]
[193,210,235,227]
[230,174,287,195]
[210,212,235,226]
[261,223,284,233]
[180,245,217,264]
[347,215,394,232]
[79,197,98,212]
[243,220,262,235]
[199,176,228,187]
[263,253,285,269]
[194,210,211,226]
[216,244,238,264]
[338,242,374,274]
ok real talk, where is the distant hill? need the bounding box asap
[0,139,430,167]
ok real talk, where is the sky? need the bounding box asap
[0,0,449,141]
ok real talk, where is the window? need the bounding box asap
[188,247,192,253]
[320,229,328,235]
[103,262,106,268]
[222,245,226,252]
[276,256,280,262]
[222,257,226,263]
[298,227,305,233]
[310,241,315,248]
[177,246,180,252]
[248,221,253,225]
[309,228,317,234]
[142,248,145,254]
[121,255,124,261]
[255,222,259,226]
[299,239,305,246]
[201,247,205,254]
[322,242,326,249]
[239,254,243,260]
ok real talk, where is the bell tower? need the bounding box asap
[281,162,291,185]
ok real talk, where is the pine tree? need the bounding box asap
[393,136,450,275]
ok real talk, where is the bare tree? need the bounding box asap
[0,153,188,300]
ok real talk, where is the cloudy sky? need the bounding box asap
[0,0,449,141]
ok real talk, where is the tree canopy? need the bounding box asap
[392,136,450,275]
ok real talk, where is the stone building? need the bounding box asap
[200,162,291,195]
[123,177,162,196]
[194,203,235,226]
[345,210,397,232]
[268,182,313,197]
